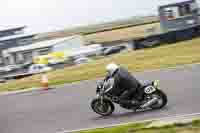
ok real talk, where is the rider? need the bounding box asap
[104,63,142,108]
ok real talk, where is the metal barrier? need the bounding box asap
[134,26,200,50]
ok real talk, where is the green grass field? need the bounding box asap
[77,120,200,133]
[37,16,158,42]
[1,37,200,92]
[84,22,160,43]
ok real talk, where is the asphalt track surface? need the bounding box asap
[1,64,200,133]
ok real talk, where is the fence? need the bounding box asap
[134,26,200,50]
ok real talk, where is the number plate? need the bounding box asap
[144,86,156,94]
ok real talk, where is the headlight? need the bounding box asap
[96,86,101,93]
[153,80,160,87]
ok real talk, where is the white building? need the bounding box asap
[2,35,85,65]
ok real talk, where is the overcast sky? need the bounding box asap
[0,0,199,33]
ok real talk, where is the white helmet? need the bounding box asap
[106,63,119,75]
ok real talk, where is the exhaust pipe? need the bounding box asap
[140,97,158,108]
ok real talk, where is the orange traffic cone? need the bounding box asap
[41,74,49,90]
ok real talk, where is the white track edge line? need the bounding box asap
[56,112,200,133]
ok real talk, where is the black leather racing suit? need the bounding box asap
[105,67,141,107]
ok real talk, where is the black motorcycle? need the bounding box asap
[90,79,168,116]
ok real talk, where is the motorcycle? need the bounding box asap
[90,79,168,116]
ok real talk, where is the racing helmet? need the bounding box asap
[106,63,119,75]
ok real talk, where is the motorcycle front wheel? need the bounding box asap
[91,98,115,116]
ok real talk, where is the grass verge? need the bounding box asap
[77,119,200,133]
[1,37,200,92]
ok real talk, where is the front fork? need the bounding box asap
[100,95,104,105]
[96,93,105,110]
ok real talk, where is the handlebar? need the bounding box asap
[96,79,112,94]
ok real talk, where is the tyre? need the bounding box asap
[91,98,115,116]
[150,90,168,109]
